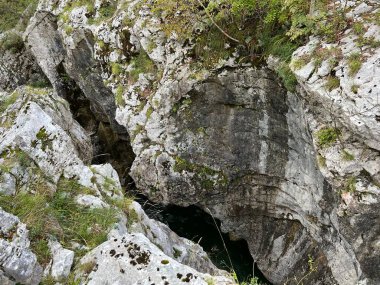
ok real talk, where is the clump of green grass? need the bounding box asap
[0,0,39,32]
[345,177,356,193]
[111,63,123,75]
[324,76,340,91]
[126,208,139,228]
[115,85,125,106]
[0,90,20,113]
[0,32,24,53]
[352,21,365,35]
[347,53,362,77]
[0,178,118,264]
[316,127,341,148]
[276,63,298,92]
[291,57,308,70]
[129,50,156,82]
[357,36,380,49]
[342,150,354,161]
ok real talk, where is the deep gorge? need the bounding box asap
[0,0,379,284]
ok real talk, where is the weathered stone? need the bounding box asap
[0,31,47,92]
[7,0,378,284]
[48,240,74,280]
[128,201,225,275]
[76,233,234,285]
[25,11,128,137]
[0,87,92,184]
[0,209,43,285]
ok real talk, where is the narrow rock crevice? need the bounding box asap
[54,68,135,185]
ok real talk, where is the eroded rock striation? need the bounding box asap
[0,0,379,284]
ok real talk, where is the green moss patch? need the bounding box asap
[173,156,228,189]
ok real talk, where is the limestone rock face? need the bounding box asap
[25,11,127,136]
[0,86,93,188]
[128,201,225,276]
[0,209,43,285]
[0,31,46,92]
[0,86,232,284]
[77,233,234,285]
[15,0,380,284]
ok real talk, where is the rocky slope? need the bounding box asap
[0,87,234,284]
[0,0,379,284]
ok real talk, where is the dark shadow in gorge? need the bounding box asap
[55,63,269,283]
[135,195,272,284]
[56,64,136,186]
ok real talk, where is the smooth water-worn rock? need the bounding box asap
[0,209,42,285]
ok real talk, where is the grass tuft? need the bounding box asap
[316,127,340,148]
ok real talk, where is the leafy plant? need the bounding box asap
[129,50,156,82]
[276,63,298,92]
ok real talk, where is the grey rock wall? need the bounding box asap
[14,0,380,284]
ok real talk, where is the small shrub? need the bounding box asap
[276,63,298,92]
[352,21,365,35]
[111,63,123,75]
[324,76,340,91]
[347,53,362,77]
[316,127,340,148]
[129,50,156,82]
[98,2,117,20]
[0,32,24,53]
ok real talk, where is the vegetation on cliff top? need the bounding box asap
[0,0,38,32]
[149,0,351,90]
